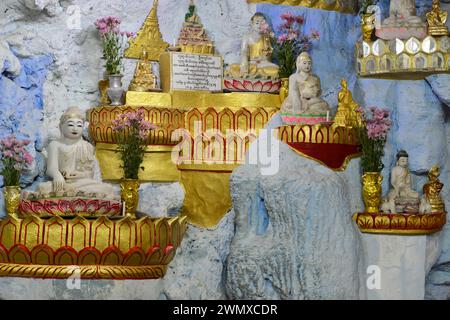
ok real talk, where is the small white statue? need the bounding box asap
[36,107,118,199]
[280,52,330,115]
[382,150,420,213]
[376,0,427,40]
[384,0,423,25]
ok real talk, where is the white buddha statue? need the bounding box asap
[376,0,427,40]
[36,107,118,199]
[280,52,330,115]
[382,150,420,213]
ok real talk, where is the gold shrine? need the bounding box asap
[125,0,169,60]
[356,36,450,78]
[90,93,280,228]
[357,3,450,78]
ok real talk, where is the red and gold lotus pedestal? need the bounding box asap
[0,215,187,279]
[353,211,447,235]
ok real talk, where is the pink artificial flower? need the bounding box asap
[296,15,304,24]
[23,152,33,165]
[139,130,149,140]
[277,34,288,44]
[287,31,299,41]
[281,12,295,22]
[2,137,13,149]
[310,29,320,40]
[4,150,13,158]
[279,21,293,31]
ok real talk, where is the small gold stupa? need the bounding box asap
[125,0,169,61]
[176,0,215,54]
[334,79,363,128]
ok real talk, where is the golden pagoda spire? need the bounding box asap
[125,0,169,61]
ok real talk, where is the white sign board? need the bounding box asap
[171,53,223,92]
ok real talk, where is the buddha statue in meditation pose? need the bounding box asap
[376,0,427,40]
[225,13,279,79]
[426,0,449,36]
[128,48,157,92]
[35,107,118,199]
[280,52,330,116]
[334,79,363,128]
[382,150,420,213]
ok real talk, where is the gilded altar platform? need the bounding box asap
[89,91,280,228]
[353,211,447,235]
[0,215,187,279]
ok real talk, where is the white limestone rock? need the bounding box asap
[427,75,450,107]
[162,211,235,300]
[226,142,362,300]
[138,182,184,218]
[0,40,21,77]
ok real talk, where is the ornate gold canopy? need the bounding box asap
[125,0,169,61]
[247,0,358,14]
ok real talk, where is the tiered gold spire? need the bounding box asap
[125,0,169,61]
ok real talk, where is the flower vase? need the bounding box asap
[279,78,289,103]
[107,74,124,106]
[120,179,140,219]
[362,172,383,213]
[3,186,21,218]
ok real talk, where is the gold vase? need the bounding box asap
[279,78,289,103]
[99,72,111,105]
[3,186,21,218]
[120,179,140,219]
[362,172,382,213]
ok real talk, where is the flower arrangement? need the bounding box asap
[0,136,33,186]
[273,13,320,78]
[94,16,134,75]
[356,107,392,173]
[112,109,157,180]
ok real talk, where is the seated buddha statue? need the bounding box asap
[34,107,118,199]
[128,48,157,92]
[334,79,363,128]
[376,0,427,40]
[281,52,330,116]
[382,150,420,213]
[185,0,200,25]
[420,165,445,213]
[426,0,449,36]
[225,13,279,80]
